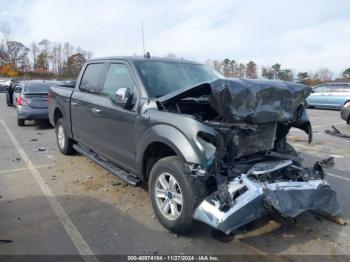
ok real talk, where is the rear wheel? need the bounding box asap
[56,118,74,155]
[17,119,25,126]
[149,156,197,235]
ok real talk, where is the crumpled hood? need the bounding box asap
[157,78,312,124]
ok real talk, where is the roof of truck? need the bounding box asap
[88,56,201,64]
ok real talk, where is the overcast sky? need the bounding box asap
[1,0,350,76]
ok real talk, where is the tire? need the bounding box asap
[56,118,74,155]
[149,156,197,235]
[17,119,25,126]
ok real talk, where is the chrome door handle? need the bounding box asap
[92,108,102,115]
[71,102,78,106]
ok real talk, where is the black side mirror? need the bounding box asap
[114,88,132,108]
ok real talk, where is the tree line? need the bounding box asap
[0,23,93,79]
[206,58,350,86]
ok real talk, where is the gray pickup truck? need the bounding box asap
[49,56,340,235]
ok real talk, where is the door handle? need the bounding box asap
[71,102,78,106]
[92,108,102,115]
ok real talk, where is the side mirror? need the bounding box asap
[114,88,132,108]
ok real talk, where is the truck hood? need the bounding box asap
[157,78,312,124]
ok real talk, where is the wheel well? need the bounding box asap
[54,108,63,126]
[142,142,177,181]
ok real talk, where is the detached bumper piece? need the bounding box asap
[193,160,341,235]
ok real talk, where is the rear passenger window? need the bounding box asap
[331,84,350,92]
[313,86,330,93]
[329,87,343,92]
[80,63,104,93]
[102,63,137,98]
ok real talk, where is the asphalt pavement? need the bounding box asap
[0,93,350,256]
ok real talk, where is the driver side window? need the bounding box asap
[102,63,138,100]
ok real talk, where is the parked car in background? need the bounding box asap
[341,101,350,124]
[17,80,59,126]
[306,82,350,109]
[12,82,24,107]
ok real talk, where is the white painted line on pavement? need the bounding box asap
[327,173,350,182]
[0,119,97,261]
[0,164,55,175]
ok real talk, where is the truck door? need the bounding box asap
[71,63,106,150]
[88,62,139,172]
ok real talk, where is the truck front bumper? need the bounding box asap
[194,170,340,235]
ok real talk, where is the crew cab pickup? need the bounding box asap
[49,56,340,235]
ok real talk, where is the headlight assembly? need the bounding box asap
[196,134,216,160]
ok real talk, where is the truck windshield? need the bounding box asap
[134,60,218,98]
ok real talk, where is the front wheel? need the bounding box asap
[149,156,197,235]
[56,118,75,155]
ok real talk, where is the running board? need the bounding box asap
[73,144,140,186]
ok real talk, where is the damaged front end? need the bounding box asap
[194,158,340,235]
[157,78,341,235]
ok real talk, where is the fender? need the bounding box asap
[51,104,73,139]
[135,124,206,174]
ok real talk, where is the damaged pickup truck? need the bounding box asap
[49,56,340,235]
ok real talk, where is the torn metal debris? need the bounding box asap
[194,159,340,235]
[325,125,350,139]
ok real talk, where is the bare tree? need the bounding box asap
[63,42,74,61]
[0,22,11,44]
[30,42,39,69]
[0,22,11,65]
[314,68,333,82]
[7,41,29,70]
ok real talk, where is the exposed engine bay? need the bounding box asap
[157,78,341,235]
